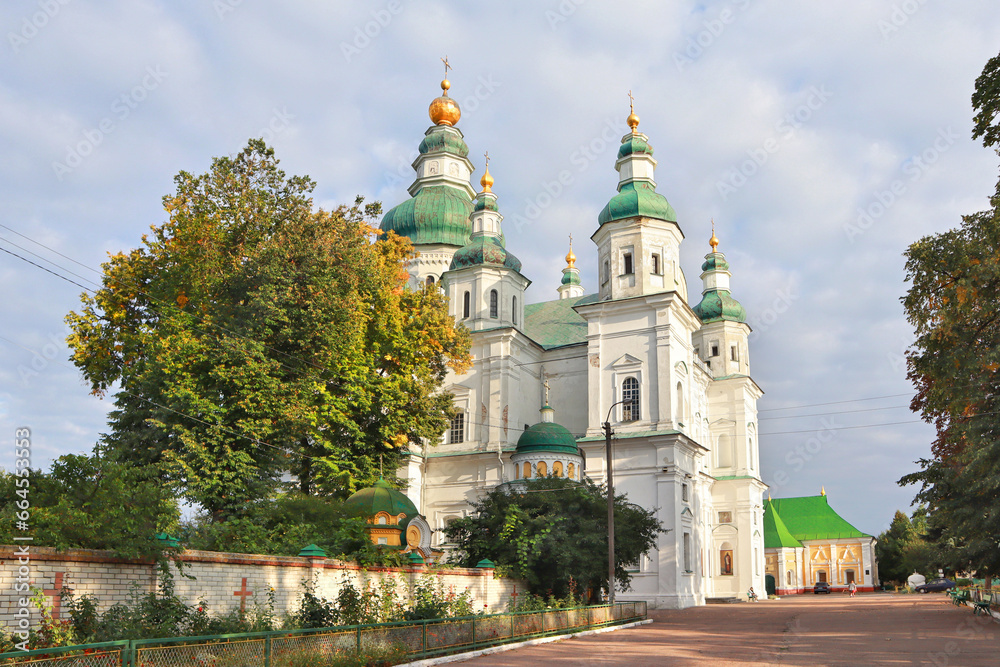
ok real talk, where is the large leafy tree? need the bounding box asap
[444,477,665,602]
[899,50,1000,577]
[67,140,470,518]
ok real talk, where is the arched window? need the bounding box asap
[512,296,517,325]
[463,291,470,318]
[489,289,498,318]
[602,260,610,284]
[536,461,547,477]
[786,570,794,587]
[675,382,684,424]
[552,461,563,477]
[426,275,435,286]
[622,378,639,421]
[523,462,530,479]
[568,462,575,479]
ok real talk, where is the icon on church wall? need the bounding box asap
[721,550,734,575]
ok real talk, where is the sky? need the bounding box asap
[1,1,999,537]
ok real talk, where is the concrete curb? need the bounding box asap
[400,618,654,666]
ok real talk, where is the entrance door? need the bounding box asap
[765,574,776,596]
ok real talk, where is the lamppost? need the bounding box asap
[603,397,635,605]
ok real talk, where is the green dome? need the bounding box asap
[473,197,499,213]
[701,254,730,272]
[450,237,522,272]
[692,289,747,323]
[561,270,581,285]
[381,185,473,247]
[343,478,419,520]
[516,421,579,455]
[418,130,470,158]
[617,135,653,159]
[598,181,677,226]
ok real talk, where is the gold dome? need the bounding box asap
[565,235,576,268]
[480,164,494,193]
[627,89,640,133]
[429,78,461,126]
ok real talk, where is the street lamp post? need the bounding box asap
[603,397,635,605]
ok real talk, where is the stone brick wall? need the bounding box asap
[0,546,521,631]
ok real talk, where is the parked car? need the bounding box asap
[915,578,956,593]
[813,581,832,594]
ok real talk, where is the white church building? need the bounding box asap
[380,77,767,609]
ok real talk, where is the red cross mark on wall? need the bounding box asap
[43,572,70,620]
[234,577,253,613]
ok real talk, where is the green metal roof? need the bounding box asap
[523,294,597,350]
[560,270,581,286]
[763,499,803,548]
[450,236,522,272]
[418,130,470,158]
[380,185,473,247]
[702,254,730,272]
[516,421,579,455]
[765,495,871,541]
[617,135,653,159]
[598,181,677,226]
[692,289,747,324]
[342,478,418,520]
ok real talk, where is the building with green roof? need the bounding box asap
[763,492,878,595]
[382,79,765,610]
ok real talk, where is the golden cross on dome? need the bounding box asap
[569,233,573,246]
[441,56,452,77]
[628,89,634,114]
[543,379,551,404]
[484,150,490,167]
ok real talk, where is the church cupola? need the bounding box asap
[380,63,477,288]
[510,393,583,484]
[592,93,686,302]
[441,156,530,330]
[557,236,585,299]
[692,224,751,377]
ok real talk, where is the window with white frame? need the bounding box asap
[449,412,465,444]
[622,377,640,421]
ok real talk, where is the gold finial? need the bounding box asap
[565,234,576,268]
[768,490,772,502]
[626,90,640,133]
[429,58,461,126]
[709,219,719,252]
[821,485,826,496]
[480,151,494,192]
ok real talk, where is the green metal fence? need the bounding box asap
[0,601,647,666]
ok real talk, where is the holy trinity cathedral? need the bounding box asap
[380,75,767,609]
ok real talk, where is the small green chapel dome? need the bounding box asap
[617,135,653,159]
[343,477,419,521]
[449,237,522,272]
[692,290,747,324]
[561,270,581,286]
[419,130,470,158]
[598,182,677,226]
[701,254,730,272]
[516,421,579,456]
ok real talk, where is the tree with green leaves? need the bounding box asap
[444,477,665,602]
[899,49,1000,579]
[66,140,471,518]
[0,453,179,560]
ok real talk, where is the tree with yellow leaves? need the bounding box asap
[66,140,470,519]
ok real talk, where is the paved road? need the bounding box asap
[455,593,1000,666]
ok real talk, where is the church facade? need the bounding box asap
[381,77,767,609]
